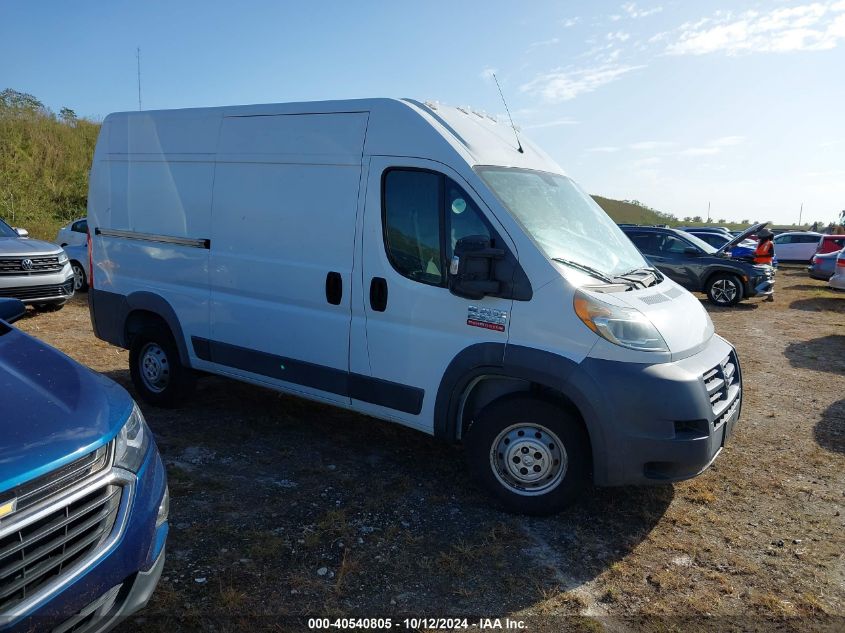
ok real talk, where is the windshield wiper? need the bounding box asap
[620,265,658,277]
[551,258,614,284]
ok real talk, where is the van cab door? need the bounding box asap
[351,157,517,433]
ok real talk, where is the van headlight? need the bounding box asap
[57,251,69,265]
[574,290,668,352]
[114,404,150,472]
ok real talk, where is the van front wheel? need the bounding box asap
[465,396,589,515]
[129,327,194,407]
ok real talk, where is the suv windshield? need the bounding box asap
[476,166,648,277]
[0,219,18,238]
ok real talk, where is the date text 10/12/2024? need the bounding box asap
[307,618,527,630]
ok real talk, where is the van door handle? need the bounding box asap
[326,271,342,305]
[369,277,388,312]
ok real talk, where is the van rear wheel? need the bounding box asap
[465,396,589,515]
[129,327,194,407]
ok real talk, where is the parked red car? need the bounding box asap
[816,234,845,255]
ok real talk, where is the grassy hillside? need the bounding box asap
[0,89,99,240]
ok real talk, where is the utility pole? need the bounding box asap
[136,47,142,111]
[707,201,711,223]
[798,202,803,227]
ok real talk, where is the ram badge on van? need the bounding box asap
[87,99,741,514]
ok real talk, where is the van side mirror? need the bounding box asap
[449,235,504,300]
[0,298,26,323]
[14,227,28,238]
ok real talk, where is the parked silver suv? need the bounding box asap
[0,218,74,311]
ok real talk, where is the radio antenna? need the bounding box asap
[492,73,523,154]
[136,47,142,111]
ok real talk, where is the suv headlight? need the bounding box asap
[57,251,69,265]
[114,403,150,472]
[574,290,669,352]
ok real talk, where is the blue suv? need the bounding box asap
[0,298,168,632]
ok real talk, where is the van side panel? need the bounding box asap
[91,112,218,356]
[206,113,368,404]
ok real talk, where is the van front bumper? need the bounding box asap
[566,335,742,486]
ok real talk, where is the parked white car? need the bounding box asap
[55,217,88,247]
[63,242,89,291]
[0,217,75,310]
[87,98,742,514]
[772,231,822,262]
[828,250,845,290]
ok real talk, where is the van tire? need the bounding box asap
[465,396,589,515]
[706,273,743,306]
[129,326,194,407]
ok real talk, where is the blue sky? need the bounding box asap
[2,0,843,224]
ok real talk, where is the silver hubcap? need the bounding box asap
[490,423,567,496]
[711,279,737,304]
[140,342,170,393]
[72,264,84,290]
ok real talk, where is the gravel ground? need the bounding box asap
[15,267,845,632]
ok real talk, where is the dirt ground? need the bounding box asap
[16,267,845,632]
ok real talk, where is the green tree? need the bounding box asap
[59,107,77,125]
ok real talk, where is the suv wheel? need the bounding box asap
[129,326,194,407]
[465,396,590,515]
[71,261,87,291]
[706,274,743,306]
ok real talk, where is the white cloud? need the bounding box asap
[607,31,631,41]
[520,64,645,102]
[679,136,745,156]
[527,37,560,52]
[622,2,663,19]
[666,1,845,55]
[630,140,676,150]
[524,117,580,130]
[479,67,497,81]
[562,17,580,28]
[588,146,621,152]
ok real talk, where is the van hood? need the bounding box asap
[611,280,714,360]
[0,325,132,493]
[0,236,64,257]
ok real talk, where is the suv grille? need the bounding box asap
[0,485,121,613]
[702,351,741,422]
[0,281,74,301]
[0,256,64,276]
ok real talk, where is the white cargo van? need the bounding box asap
[87,99,742,514]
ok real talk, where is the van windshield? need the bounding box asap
[476,166,648,278]
[0,219,17,238]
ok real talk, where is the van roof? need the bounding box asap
[103,98,564,174]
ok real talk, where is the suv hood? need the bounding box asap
[0,236,64,257]
[0,324,132,493]
[717,222,768,255]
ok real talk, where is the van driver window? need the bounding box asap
[383,169,444,285]
[445,179,490,258]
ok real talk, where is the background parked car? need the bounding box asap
[621,223,774,306]
[55,217,88,247]
[63,242,89,291]
[772,231,822,262]
[816,234,845,255]
[828,250,845,290]
[681,229,778,266]
[808,249,841,280]
[0,217,75,310]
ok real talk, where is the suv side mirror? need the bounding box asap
[449,235,504,299]
[14,227,28,238]
[0,298,26,323]
[683,247,700,256]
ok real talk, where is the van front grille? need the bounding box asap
[0,484,121,613]
[0,256,64,275]
[702,351,741,422]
